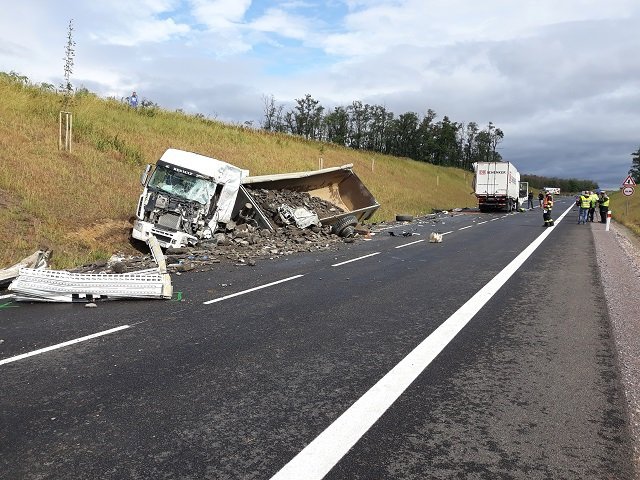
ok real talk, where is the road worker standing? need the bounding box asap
[598,191,610,223]
[542,191,554,227]
[578,191,591,224]
[588,190,599,222]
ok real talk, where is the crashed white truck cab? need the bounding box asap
[132,149,247,248]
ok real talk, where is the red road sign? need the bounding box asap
[622,186,635,196]
[622,175,637,186]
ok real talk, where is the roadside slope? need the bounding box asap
[0,78,476,268]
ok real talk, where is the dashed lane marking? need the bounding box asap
[203,275,304,305]
[332,252,380,267]
[458,226,472,231]
[0,325,131,366]
[394,240,425,249]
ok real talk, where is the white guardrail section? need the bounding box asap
[9,236,172,302]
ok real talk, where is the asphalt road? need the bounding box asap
[0,199,634,479]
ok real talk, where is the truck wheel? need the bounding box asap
[332,215,358,237]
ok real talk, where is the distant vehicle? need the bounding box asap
[544,187,561,195]
[473,161,527,212]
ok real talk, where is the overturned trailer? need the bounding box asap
[240,164,380,237]
[131,149,380,247]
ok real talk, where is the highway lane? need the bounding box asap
[0,199,633,479]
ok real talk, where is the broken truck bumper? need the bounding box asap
[132,219,198,249]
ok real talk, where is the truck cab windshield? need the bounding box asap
[148,165,216,205]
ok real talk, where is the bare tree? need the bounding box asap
[60,19,76,110]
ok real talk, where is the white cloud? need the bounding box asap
[0,0,638,186]
[248,8,312,40]
[92,18,190,46]
[190,0,252,29]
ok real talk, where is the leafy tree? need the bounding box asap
[629,146,640,183]
[347,101,371,150]
[367,105,392,153]
[290,94,324,140]
[389,112,420,158]
[416,109,438,163]
[324,106,349,146]
[433,116,461,166]
[461,122,479,170]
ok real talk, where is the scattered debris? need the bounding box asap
[242,163,379,234]
[9,236,172,302]
[0,250,51,287]
[429,232,443,243]
[395,214,414,222]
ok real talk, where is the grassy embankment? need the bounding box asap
[610,191,640,236]
[0,78,477,269]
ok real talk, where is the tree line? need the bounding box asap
[261,93,504,171]
[521,175,598,194]
[630,146,640,183]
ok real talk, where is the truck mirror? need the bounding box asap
[140,164,152,186]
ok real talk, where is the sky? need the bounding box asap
[1,0,639,188]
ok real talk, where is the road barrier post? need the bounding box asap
[605,210,612,231]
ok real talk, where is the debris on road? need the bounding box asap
[429,232,443,243]
[0,250,50,287]
[8,236,172,302]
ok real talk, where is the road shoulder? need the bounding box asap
[592,220,640,478]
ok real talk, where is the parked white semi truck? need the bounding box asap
[131,149,248,248]
[473,161,528,212]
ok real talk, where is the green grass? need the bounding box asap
[1,77,478,269]
[610,191,640,236]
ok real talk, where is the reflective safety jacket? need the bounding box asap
[579,195,591,208]
[600,195,610,207]
[590,193,598,207]
[543,195,554,210]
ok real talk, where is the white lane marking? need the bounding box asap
[0,294,14,300]
[458,226,472,231]
[331,252,380,267]
[477,221,488,225]
[0,325,131,366]
[490,218,499,221]
[394,240,425,249]
[203,275,304,305]
[441,231,453,235]
[270,203,574,480]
